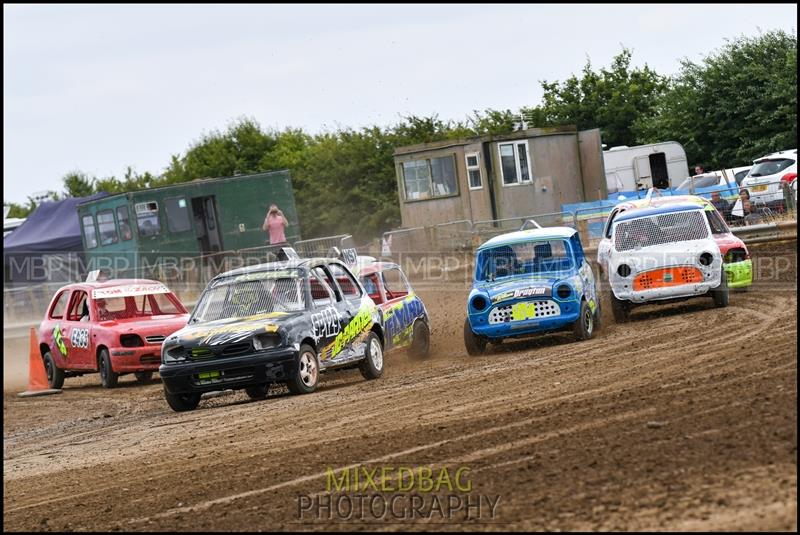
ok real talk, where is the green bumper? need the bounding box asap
[724,259,752,288]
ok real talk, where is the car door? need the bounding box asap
[309,266,347,364]
[379,267,417,350]
[327,262,370,361]
[60,289,95,370]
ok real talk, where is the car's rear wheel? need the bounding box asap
[610,293,630,323]
[164,388,201,412]
[573,299,595,341]
[245,383,271,400]
[287,344,319,394]
[134,371,153,384]
[359,332,384,380]
[43,350,65,389]
[464,318,487,356]
[98,349,119,388]
[712,269,729,307]
[408,320,431,359]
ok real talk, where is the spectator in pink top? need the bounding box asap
[262,204,289,245]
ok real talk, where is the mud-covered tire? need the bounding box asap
[245,383,271,400]
[712,270,729,308]
[43,350,65,389]
[408,320,431,359]
[134,371,153,384]
[573,299,595,341]
[98,349,119,388]
[464,318,487,356]
[359,332,384,380]
[287,344,320,394]
[593,299,603,331]
[610,293,630,323]
[164,389,201,412]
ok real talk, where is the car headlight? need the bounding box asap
[556,284,572,299]
[120,334,144,347]
[617,264,632,277]
[253,334,281,351]
[699,252,714,266]
[470,295,488,312]
[162,344,187,363]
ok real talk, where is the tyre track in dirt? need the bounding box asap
[4,261,796,531]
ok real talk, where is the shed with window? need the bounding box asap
[393,126,606,227]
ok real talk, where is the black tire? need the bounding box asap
[359,332,384,380]
[98,349,119,388]
[245,383,271,400]
[593,299,603,331]
[610,293,630,323]
[408,320,431,359]
[463,318,487,356]
[43,350,65,389]
[134,371,153,384]
[287,344,320,394]
[164,388,201,412]
[573,299,595,341]
[712,270,729,308]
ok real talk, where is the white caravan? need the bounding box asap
[603,142,690,194]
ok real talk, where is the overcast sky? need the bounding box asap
[3,3,797,204]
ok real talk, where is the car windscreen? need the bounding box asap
[676,174,719,191]
[95,294,180,320]
[748,159,794,177]
[190,270,305,324]
[475,239,573,281]
[613,210,709,251]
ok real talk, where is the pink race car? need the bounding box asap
[38,278,189,388]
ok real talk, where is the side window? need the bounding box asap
[705,209,728,235]
[49,290,70,319]
[313,266,341,302]
[82,215,98,249]
[604,208,623,239]
[67,291,89,322]
[382,268,411,300]
[97,210,119,245]
[135,201,161,237]
[309,269,335,307]
[328,263,362,299]
[164,197,191,233]
[360,273,382,301]
[117,206,133,241]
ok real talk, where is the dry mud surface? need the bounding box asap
[3,245,797,531]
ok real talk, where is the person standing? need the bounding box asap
[262,204,289,245]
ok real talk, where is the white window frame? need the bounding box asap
[498,141,533,187]
[465,152,483,190]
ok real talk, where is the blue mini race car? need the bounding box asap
[464,225,600,355]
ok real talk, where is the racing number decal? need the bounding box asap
[311,307,342,339]
[70,328,89,349]
[511,302,537,321]
[53,324,68,357]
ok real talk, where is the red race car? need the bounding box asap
[38,278,189,388]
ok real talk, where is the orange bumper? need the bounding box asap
[633,267,704,292]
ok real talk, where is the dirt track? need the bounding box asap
[3,245,797,531]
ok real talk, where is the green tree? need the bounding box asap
[62,171,95,197]
[634,30,797,168]
[521,48,667,148]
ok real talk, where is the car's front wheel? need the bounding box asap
[134,371,153,384]
[287,344,320,394]
[164,388,201,412]
[408,320,431,359]
[573,299,595,341]
[245,383,271,400]
[359,332,384,380]
[98,349,119,388]
[712,269,729,308]
[43,350,65,389]
[464,318,487,356]
[610,293,630,323]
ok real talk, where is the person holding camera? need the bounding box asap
[262,204,289,245]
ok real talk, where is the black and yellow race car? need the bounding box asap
[159,256,385,411]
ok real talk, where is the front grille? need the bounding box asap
[146,335,166,344]
[221,343,252,357]
[191,347,215,360]
[140,354,160,364]
[488,300,561,324]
